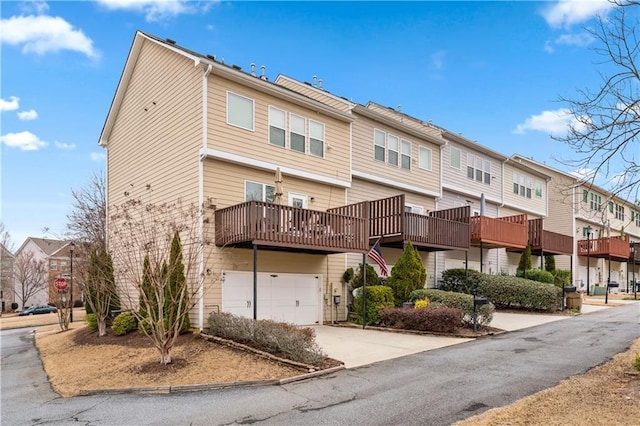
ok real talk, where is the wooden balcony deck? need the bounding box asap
[363,195,470,251]
[214,201,369,254]
[470,214,528,249]
[577,236,630,261]
[508,218,574,255]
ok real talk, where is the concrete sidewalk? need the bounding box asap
[312,301,637,369]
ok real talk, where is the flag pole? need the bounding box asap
[362,252,367,330]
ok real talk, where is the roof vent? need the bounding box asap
[318,79,323,89]
[260,65,267,80]
[165,38,176,45]
[232,64,241,70]
[206,54,216,61]
[397,105,402,112]
[313,75,318,87]
[250,63,256,77]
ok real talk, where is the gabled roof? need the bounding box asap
[15,238,68,257]
[99,31,353,147]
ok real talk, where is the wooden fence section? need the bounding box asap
[470,214,528,249]
[528,218,574,255]
[214,201,369,253]
[577,236,631,260]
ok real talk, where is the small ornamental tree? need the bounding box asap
[83,245,120,336]
[517,244,533,274]
[386,241,426,306]
[544,255,556,273]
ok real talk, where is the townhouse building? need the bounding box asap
[1,244,15,312]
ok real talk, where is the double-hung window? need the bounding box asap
[290,114,306,153]
[227,92,254,131]
[419,146,432,171]
[51,260,57,270]
[401,139,411,170]
[374,129,386,162]
[615,204,625,220]
[450,147,461,169]
[590,193,602,211]
[387,135,399,166]
[467,153,491,185]
[535,181,543,198]
[309,120,324,157]
[245,181,275,203]
[268,107,286,148]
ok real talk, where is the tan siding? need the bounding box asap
[206,74,352,183]
[352,113,441,195]
[348,178,436,211]
[442,142,502,203]
[503,162,546,216]
[107,40,201,208]
[274,77,352,112]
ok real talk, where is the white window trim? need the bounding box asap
[309,119,325,158]
[405,203,424,214]
[401,139,411,170]
[268,105,286,148]
[373,128,386,162]
[244,180,275,203]
[289,113,306,153]
[450,146,461,169]
[226,91,254,131]
[419,146,432,171]
[288,192,308,209]
[387,134,399,167]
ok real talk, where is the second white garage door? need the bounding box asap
[222,271,322,325]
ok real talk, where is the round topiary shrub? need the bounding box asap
[112,311,137,336]
[85,313,98,332]
[353,285,394,325]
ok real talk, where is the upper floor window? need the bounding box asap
[245,181,275,203]
[290,113,306,153]
[535,181,543,198]
[387,135,399,166]
[582,227,595,238]
[374,129,386,162]
[633,210,640,227]
[467,153,491,185]
[268,106,286,148]
[582,189,588,203]
[615,204,625,220]
[590,193,602,211]
[309,120,324,157]
[227,91,254,131]
[450,146,461,169]
[419,146,432,171]
[60,261,67,272]
[513,172,532,199]
[50,260,57,270]
[401,140,411,170]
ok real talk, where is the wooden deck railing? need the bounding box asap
[577,236,631,260]
[528,218,574,255]
[214,201,369,253]
[368,195,470,250]
[470,214,528,249]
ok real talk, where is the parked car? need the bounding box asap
[18,305,58,316]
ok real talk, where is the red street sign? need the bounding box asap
[54,277,68,291]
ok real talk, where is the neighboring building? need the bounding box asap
[13,238,67,308]
[1,244,15,311]
[47,243,81,306]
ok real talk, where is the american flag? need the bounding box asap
[368,241,389,277]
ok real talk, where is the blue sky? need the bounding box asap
[0,0,623,248]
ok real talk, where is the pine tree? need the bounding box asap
[517,244,532,273]
[138,255,156,325]
[386,241,426,306]
[167,231,190,332]
[544,255,556,273]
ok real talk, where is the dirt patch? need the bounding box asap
[35,325,308,397]
[454,337,640,425]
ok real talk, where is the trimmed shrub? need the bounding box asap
[206,312,326,365]
[414,299,429,309]
[517,269,554,284]
[476,275,561,311]
[380,307,464,333]
[517,244,532,272]
[410,289,494,327]
[386,241,427,306]
[554,269,572,288]
[112,312,137,336]
[440,268,482,294]
[353,285,394,325]
[85,313,98,332]
[11,302,18,311]
[350,263,380,290]
[544,255,556,272]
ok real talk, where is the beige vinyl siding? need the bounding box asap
[107,40,201,208]
[206,74,351,183]
[352,113,441,195]
[442,144,502,203]
[503,162,546,216]
[365,103,442,138]
[274,76,352,112]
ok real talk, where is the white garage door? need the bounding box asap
[222,271,321,325]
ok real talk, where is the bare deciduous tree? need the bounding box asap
[13,251,48,309]
[66,171,106,248]
[557,1,640,204]
[108,198,211,364]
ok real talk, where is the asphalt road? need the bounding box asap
[1,304,638,426]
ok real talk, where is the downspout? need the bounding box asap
[496,159,506,275]
[434,141,446,287]
[198,62,213,330]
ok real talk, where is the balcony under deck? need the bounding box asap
[214,201,369,254]
[351,195,470,252]
[508,218,574,256]
[470,214,528,249]
[577,236,630,262]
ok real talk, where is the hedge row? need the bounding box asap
[409,289,494,327]
[477,275,561,311]
[380,307,464,333]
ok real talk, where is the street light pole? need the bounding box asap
[586,226,592,296]
[69,241,75,323]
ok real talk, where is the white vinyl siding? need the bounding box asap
[268,106,286,148]
[309,120,324,157]
[401,139,411,170]
[387,134,399,166]
[227,91,254,131]
[450,146,460,169]
[513,172,532,199]
[374,129,386,162]
[535,181,543,198]
[290,113,306,153]
[467,153,491,185]
[245,181,275,203]
[419,146,432,171]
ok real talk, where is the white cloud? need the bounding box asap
[0,96,20,111]
[96,0,206,22]
[541,0,613,27]
[90,152,106,161]
[17,109,38,120]
[0,131,47,151]
[513,108,585,136]
[19,0,50,14]
[54,141,75,150]
[555,32,594,47]
[0,15,99,59]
